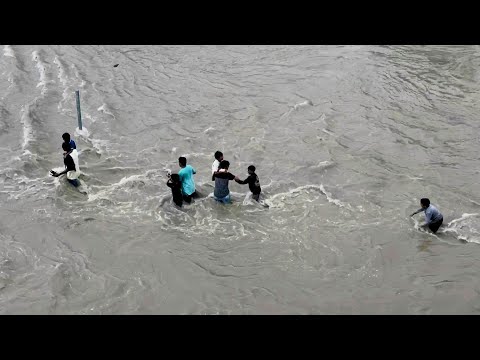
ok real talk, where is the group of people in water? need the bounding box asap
[166,150,262,207]
[50,134,263,207]
[50,134,444,233]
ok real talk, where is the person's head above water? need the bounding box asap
[170,173,180,183]
[420,198,430,208]
[62,142,71,153]
[178,156,187,168]
[248,165,256,174]
[62,132,71,143]
[214,151,224,162]
[219,160,230,170]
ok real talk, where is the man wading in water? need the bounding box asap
[213,160,240,204]
[50,142,80,187]
[410,198,444,233]
[212,150,224,180]
[178,156,197,204]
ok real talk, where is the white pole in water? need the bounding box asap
[75,90,82,130]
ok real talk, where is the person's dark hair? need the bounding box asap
[219,160,230,169]
[62,142,71,152]
[421,198,430,207]
[248,165,256,172]
[214,151,223,160]
[62,133,71,142]
[170,173,180,182]
[178,157,187,167]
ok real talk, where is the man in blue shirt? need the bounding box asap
[62,132,77,150]
[178,156,197,204]
[410,198,443,233]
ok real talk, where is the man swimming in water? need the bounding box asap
[410,198,444,233]
[235,165,262,202]
[62,132,77,150]
[50,142,80,187]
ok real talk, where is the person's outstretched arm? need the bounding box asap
[50,168,67,177]
[410,208,423,217]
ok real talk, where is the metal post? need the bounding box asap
[75,90,82,130]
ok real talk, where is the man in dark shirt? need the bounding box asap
[235,165,261,201]
[62,132,77,150]
[213,160,240,204]
[166,173,183,207]
[50,142,80,187]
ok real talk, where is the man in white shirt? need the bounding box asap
[50,142,81,187]
[212,150,224,180]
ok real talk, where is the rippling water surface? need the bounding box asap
[1,45,480,314]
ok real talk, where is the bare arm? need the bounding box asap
[50,169,67,177]
[410,208,423,217]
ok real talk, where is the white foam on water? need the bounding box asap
[53,56,68,87]
[3,45,14,58]
[19,105,34,149]
[74,126,90,138]
[293,99,313,110]
[263,183,353,210]
[53,56,71,112]
[447,213,479,227]
[73,126,91,157]
[86,171,157,202]
[311,113,326,124]
[406,175,423,181]
[319,184,353,210]
[32,51,53,95]
[17,51,56,150]
[242,192,254,206]
[97,104,116,119]
[312,160,335,170]
[180,152,211,159]
[442,213,480,243]
[91,82,100,94]
[240,192,269,209]
[469,199,480,206]
[87,137,110,155]
[70,64,87,90]
[83,113,99,124]
[322,128,336,137]
[73,123,112,155]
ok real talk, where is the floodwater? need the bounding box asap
[1,45,480,314]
